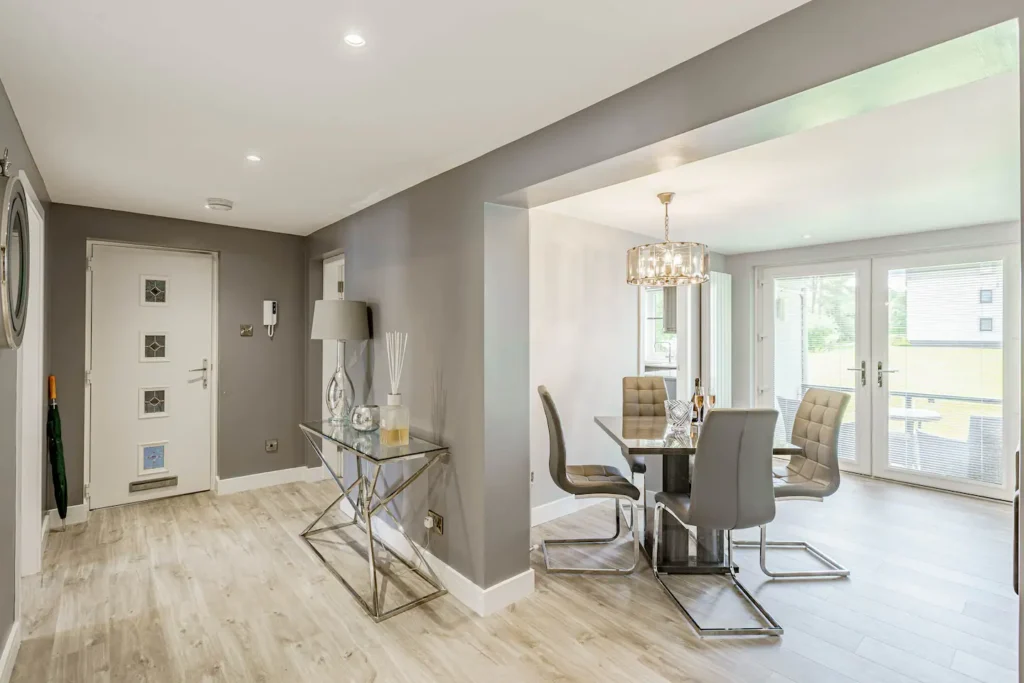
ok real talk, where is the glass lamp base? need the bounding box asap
[326,369,351,423]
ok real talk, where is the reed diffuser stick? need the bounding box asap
[386,331,408,396]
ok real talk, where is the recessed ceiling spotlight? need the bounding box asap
[205,198,234,211]
[245,154,262,162]
[802,234,812,239]
[344,33,366,47]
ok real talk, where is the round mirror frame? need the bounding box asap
[0,174,28,349]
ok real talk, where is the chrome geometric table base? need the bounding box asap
[299,425,448,622]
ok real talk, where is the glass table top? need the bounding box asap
[594,416,802,455]
[300,420,447,463]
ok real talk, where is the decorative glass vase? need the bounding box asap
[664,399,693,434]
[380,393,410,446]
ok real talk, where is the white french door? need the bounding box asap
[759,245,1020,501]
[759,260,873,474]
[871,246,1019,500]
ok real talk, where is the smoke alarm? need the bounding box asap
[205,197,234,211]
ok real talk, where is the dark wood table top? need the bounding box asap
[594,416,803,456]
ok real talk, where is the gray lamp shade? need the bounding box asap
[310,300,370,341]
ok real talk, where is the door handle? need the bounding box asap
[188,358,210,389]
[876,361,898,387]
[846,361,866,386]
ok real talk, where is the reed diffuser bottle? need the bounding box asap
[380,331,410,446]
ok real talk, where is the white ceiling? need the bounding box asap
[0,0,808,235]
[541,73,1021,255]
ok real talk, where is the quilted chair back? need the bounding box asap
[622,377,668,417]
[788,388,851,497]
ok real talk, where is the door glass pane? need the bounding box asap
[771,273,857,459]
[885,261,1004,485]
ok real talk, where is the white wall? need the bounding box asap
[529,210,649,509]
[725,222,1020,408]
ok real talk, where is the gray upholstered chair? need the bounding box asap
[652,409,783,637]
[737,387,851,578]
[622,376,668,416]
[619,376,668,531]
[538,386,641,574]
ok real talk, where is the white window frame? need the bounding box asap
[640,286,677,369]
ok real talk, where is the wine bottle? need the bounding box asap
[691,377,703,424]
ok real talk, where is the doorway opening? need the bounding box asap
[15,173,45,585]
[318,254,345,480]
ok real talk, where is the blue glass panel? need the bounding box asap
[143,444,165,470]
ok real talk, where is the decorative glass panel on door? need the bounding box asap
[881,260,1006,488]
[770,272,859,462]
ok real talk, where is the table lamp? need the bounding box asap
[311,300,370,422]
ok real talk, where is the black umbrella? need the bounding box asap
[46,375,68,530]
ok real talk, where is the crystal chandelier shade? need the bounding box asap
[626,192,710,286]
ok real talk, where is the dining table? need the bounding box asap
[595,415,803,575]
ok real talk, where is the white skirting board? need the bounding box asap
[335,499,534,617]
[46,503,89,530]
[530,495,605,527]
[37,511,50,566]
[305,465,330,483]
[215,466,310,495]
[0,620,21,683]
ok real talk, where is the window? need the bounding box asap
[642,287,677,367]
[980,317,994,332]
[980,289,993,304]
[143,334,166,359]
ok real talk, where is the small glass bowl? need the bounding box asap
[350,405,380,432]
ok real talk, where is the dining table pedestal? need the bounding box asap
[595,415,803,575]
[646,452,731,573]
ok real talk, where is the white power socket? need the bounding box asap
[424,510,443,535]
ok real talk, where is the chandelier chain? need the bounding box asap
[664,202,670,242]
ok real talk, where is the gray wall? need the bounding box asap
[725,222,1021,408]
[0,76,49,659]
[46,204,307,508]
[482,204,531,586]
[305,194,490,585]
[304,0,1024,591]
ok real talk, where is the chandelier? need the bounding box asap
[626,192,709,286]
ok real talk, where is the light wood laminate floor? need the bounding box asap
[13,475,1018,683]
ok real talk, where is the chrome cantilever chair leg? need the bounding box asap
[622,471,646,537]
[652,503,783,637]
[542,495,641,575]
[734,499,850,579]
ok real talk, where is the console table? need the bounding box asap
[298,420,448,622]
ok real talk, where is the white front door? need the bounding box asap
[759,260,873,475]
[870,246,1020,501]
[88,244,215,509]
